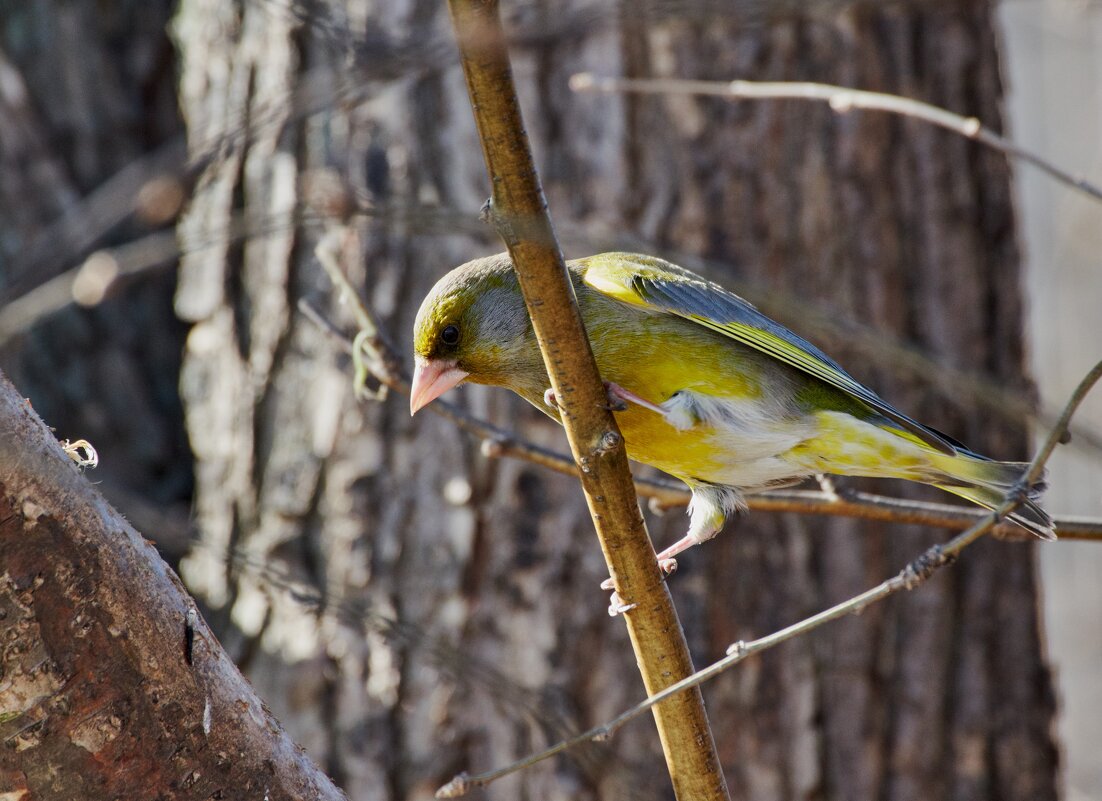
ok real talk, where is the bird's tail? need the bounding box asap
[930,452,1054,540]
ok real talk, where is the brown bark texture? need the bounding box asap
[0,371,346,800]
[0,0,1060,799]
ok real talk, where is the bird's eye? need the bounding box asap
[440,324,460,346]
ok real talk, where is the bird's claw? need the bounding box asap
[600,554,678,614]
[543,388,558,409]
[607,592,637,616]
[602,578,638,616]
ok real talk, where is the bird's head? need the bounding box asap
[410,254,541,415]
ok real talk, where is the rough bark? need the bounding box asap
[172,2,1058,800]
[0,371,345,801]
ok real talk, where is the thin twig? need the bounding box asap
[436,358,1102,795]
[569,74,1102,203]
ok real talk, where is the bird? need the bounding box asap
[409,251,1053,571]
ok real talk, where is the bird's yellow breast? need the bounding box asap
[581,302,784,482]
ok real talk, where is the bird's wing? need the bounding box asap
[580,253,959,455]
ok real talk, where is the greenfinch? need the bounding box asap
[410,252,1052,566]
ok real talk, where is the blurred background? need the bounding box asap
[1,1,1099,799]
[1002,5,1102,800]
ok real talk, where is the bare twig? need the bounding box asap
[436,358,1102,793]
[569,73,1102,203]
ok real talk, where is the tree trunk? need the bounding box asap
[173,2,1058,800]
[0,371,345,801]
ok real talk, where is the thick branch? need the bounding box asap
[0,371,345,801]
[439,3,729,800]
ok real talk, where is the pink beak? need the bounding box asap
[410,357,469,415]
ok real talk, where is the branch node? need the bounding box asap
[595,430,622,454]
[476,196,520,243]
[435,772,472,799]
[592,726,613,743]
[480,438,506,458]
[352,330,388,402]
[900,544,953,589]
[478,197,494,225]
[725,640,747,658]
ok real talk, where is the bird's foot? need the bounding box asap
[599,557,677,591]
[606,591,637,617]
[600,555,679,616]
[814,473,839,499]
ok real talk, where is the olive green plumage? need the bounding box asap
[411,252,1052,560]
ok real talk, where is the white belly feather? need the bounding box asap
[658,389,818,489]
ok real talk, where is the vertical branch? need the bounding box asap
[441,2,730,800]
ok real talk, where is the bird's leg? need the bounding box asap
[602,381,666,414]
[544,381,669,416]
[814,473,839,499]
[606,590,637,617]
[653,485,734,574]
[601,486,736,615]
[654,535,704,572]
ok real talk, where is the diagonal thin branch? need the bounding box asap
[569,73,1102,203]
[436,358,1102,795]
